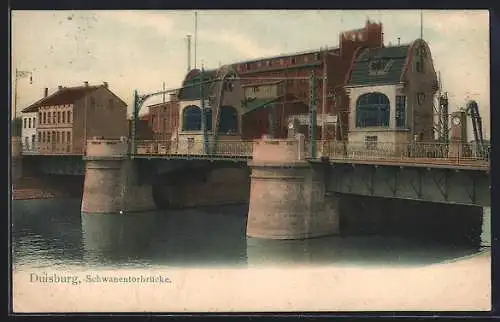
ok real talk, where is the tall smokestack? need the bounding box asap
[187,35,192,72]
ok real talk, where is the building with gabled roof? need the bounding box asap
[344,38,438,147]
[21,81,128,155]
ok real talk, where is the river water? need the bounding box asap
[11,198,486,270]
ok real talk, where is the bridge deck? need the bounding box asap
[321,157,489,171]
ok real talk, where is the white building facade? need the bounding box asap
[21,111,37,152]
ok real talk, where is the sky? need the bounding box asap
[11,10,490,139]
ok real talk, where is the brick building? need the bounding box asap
[143,20,385,144]
[128,114,154,141]
[146,93,180,141]
[21,82,128,154]
[232,19,384,140]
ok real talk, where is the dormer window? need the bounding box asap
[369,59,392,76]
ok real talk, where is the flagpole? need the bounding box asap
[420,10,423,39]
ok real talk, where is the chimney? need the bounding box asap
[103,82,108,88]
[58,85,63,90]
[397,37,401,46]
[44,88,48,97]
[169,93,178,101]
[84,81,89,87]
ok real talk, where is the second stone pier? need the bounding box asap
[81,138,155,215]
[246,135,339,239]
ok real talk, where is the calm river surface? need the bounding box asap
[11,198,486,271]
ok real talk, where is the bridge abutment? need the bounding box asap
[246,136,339,239]
[81,139,155,214]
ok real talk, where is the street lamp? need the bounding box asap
[14,69,33,116]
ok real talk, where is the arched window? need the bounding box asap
[218,106,238,133]
[355,93,390,128]
[182,105,202,131]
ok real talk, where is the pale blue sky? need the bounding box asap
[11,10,490,139]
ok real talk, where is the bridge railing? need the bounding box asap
[22,142,85,155]
[316,141,490,166]
[135,140,254,157]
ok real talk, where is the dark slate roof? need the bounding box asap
[177,69,218,101]
[347,45,410,86]
[22,85,103,113]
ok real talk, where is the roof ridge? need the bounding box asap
[21,84,106,113]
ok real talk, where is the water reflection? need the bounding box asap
[81,212,156,265]
[12,198,483,270]
[246,235,479,267]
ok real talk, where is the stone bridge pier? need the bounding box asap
[246,135,339,239]
[81,138,155,215]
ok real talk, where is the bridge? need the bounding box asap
[13,136,491,246]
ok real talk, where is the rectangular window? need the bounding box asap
[43,112,46,124]
[23,118,27,129]
[67,131,71,143]
[42,132,45,143]
[28,118,31,128]
[53,112,56,123]
[395,95,406,128]
[68,111,71,123]
[62,111,66,123]
[33,117,36,127]
[62,131,65,143]
[57,112,61,123]
[47,131,51,143]
[38,112,42,123]
[48,112,51,124]
[56,132,60,143]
